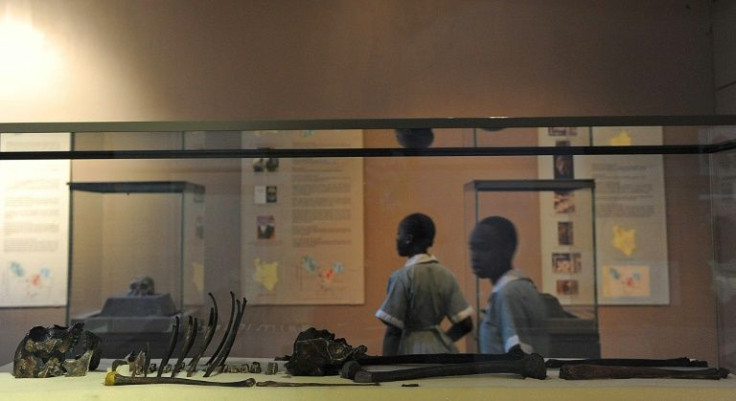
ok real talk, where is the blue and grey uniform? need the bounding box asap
[479,269,549,355]
[376,254,474,354]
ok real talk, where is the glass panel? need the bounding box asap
[710,126,736,372]
[0,117,734,376]
[463,180,598,358]
[68,181,204,358]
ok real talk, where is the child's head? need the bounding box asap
[469,216,517,283]
[396,213,435,257]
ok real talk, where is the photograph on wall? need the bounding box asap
[537,127,595,306]
[254,185,279,205]
[552,253,572,273]
[557,221,573,245]
[553,154,574,179]
[256,215,275,240]
[552,252,582,274]
[554,191,575,213]
[266,186,278,203]
[556,279,579,295]
[242,130,364,305]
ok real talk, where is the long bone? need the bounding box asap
[546,357,708,369]
[204,297,247,377]
[255,380,379,387]
[156,316,180,377]
[105,371,256,387]
[171,316,198,377]
[186,293,219,377]
[205,292,236,367]
[559,364,730,380]
[352,353,547,383]
[341,352,524,379]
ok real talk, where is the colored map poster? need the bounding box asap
[241,130,364,305]
[585,127,670,305]
[538,126,669,305]
[0,133,70,306]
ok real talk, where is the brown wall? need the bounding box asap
[0,0,720,364]
[0,0,714,122]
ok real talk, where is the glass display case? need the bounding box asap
[1,116,735,399]
[464,179,599,358]
[68,181,205,358]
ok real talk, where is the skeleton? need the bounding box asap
[156,316,180,377]
[284,327,368,376]
[340,351,525,380]
[186,293,218,376]
[128,276,155,296]
[350,353,547,383]
[105,371,256,387]
[545,357,708,369]
[205,292,237,367]
[171,316,198,377]
[12,323,101,378]
[249,361,261,374]
[108,291,255,387]
[559,364,730,380]
[204,293,247,377]
[265,362,279,375]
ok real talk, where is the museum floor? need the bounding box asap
[2,358,736,401]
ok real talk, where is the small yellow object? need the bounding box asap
[612,225,637,256]
[104,371,117,386]
[253,258,279,291]
[609,130,633,146]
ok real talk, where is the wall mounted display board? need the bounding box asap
[241,130,364,305]
[0,132,70,307]
[538,126,669,305]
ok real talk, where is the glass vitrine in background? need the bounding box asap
[68,181,205,358]
[464,179,599,358]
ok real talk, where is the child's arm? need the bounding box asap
[445,316,473,342]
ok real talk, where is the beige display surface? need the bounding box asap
[2,366,735,401]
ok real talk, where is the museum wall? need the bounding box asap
[0,0,721,364]
[0,0,715,123]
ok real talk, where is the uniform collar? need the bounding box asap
[405,253,438,267]
[492,269,523,293]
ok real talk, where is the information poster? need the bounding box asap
[537,127,596,305]
[241,130,364,305]
[586,127,669,305]
[538,126,669,305]
[0,133,70,306]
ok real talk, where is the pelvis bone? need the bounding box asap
[13,323,101,378]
